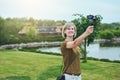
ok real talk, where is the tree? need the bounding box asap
[72,14,102,62]
[99,30,114,40]
[0,17,10,45]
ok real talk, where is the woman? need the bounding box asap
[61,22,94,80]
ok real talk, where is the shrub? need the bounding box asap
[87,57,99,60]
[112,60,120,63]
[99,58,111,62]
[112,30,120,37]
[99,30,114,39]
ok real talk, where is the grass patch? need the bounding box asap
[0,50,120,80]
[19,48,61,56]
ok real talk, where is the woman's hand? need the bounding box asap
[85,26,94,35]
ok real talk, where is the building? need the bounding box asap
[18,22,37,36]
[18,22,63,36]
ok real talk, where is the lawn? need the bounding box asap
[0,50,120,80]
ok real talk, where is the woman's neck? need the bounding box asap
[65,36,73,41]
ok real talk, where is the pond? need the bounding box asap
[37,43,120,61]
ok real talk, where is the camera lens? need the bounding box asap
[87,15,94,20]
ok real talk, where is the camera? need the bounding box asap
[87,15,97,26]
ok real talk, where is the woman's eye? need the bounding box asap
[67,28,70,30]
[67,27,74,30]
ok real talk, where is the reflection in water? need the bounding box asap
[38,43,120,61]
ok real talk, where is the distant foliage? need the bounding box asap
[101,23,120,30]
[1,16,120,45]
[99,30,114,39]
[99,29,120,39]
[0,16,65,45]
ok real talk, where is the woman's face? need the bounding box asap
[64,26,75,37]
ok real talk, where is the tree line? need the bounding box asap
[0,17,65,45]
[0,16,120,45]
[99,23,120,39]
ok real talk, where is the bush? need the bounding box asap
[112,60,120,63]
[87,57,99,60]
[99,29,120,39]
[99,58,111,62]
[99,30,114,39]
[112,30,120,37]
[0,35,64,45]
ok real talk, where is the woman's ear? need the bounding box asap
[64,34,66,38]
[64,30,67,38]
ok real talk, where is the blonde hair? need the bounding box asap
[62,22,77,38]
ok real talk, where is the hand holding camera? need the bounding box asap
[85,26,94,35]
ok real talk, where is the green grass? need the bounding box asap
[0,50,120,80]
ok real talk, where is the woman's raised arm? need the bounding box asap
[66,26,94,48]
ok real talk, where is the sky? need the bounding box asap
[0,0,120,23]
